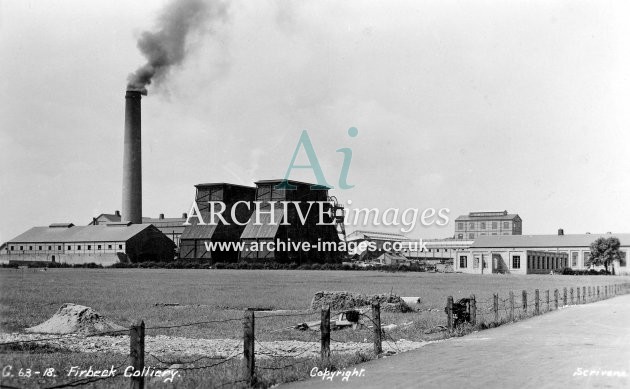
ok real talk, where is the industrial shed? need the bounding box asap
[179,183,256,261]
[238,179,343,263]
[2,223,175,266]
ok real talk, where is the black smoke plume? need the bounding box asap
[127,0,227,94]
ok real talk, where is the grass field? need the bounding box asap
[1,268,628,388]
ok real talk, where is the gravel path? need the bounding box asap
[1,333,429,359]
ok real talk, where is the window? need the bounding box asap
[469,222,474,229]
[571,252,578,267]
[503,222,509,228]
[57,246,61,250]
[468,233,474,239]
[458,222,464,230]
[546,258,550,269]
[620,252,627,267]
[108,245,112,249]
[39,246,42,250]
[87,245,91,250]
[118,244,123,250]
[512,255,520,269]
[492,222,497,229]
[20,246,24,250]
[527,255,532,269]
[48,246,52,250]
[473,257,479,268]
[537,257,540,269]
[480,222,486,229]
[98,245,102,250]
[457,234,463,239]
[68,246,71,250]
[78,245,81,250]
[459,256,468,268]
[10,246,14,251]
[583,252,591,267]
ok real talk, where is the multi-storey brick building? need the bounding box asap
[454,211,522,240]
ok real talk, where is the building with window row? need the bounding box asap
[1,222,175,265]
[455,232,629,275]
[454,211,522,240]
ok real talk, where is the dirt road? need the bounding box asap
[284,294,630,389]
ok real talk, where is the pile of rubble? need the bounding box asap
[26,303,126,335]
[310,291,414,313]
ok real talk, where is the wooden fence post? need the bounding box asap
[576,287,581,305]
[509,291,515,321]
[493,293,499,323]
[605,285,608,298]
[243,310,255,387]
[597,286,600,299]
[372,302,382,355]
[522,290,527,314]
[320,306,330,368]
[470,295,477,326]
[130,320,145,389]
[570,287,574,305]
[588,286,591,300]
[545,290,550,312]
[554,289,559,310]
[563,287,567,306]
[582,287,586,303]
[534,290,540,315]
[446,296,453,332]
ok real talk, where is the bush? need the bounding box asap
[561,267,574,275]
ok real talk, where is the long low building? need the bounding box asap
[455,232,630,275]
[1,223,175,266]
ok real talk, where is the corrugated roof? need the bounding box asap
[194,182,256,190]
[7,224,155,243]
[470,233,630,249]
[91,214,186,227]
[240,209,284,239]
[180,223,218,240]
[255,179,330,189]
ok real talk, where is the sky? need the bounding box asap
[1,0,630,243]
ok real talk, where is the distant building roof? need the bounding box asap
[194,182,256,190]
[254,179,330,189]
[455,211,521,222]
[7,224,158,244]
[347,230,411,242]
[90,214,186,228]
[470,233,630,249]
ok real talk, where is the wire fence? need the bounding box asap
[1,282,629,388]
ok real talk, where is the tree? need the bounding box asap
[588,236,621,274]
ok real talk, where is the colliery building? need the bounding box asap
[180,183,256,261]
[180,179,344,263]
[455,210,522,239]
[1,223,175,266]
[454,231,630,275]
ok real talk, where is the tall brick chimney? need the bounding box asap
[122,90,143,224]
